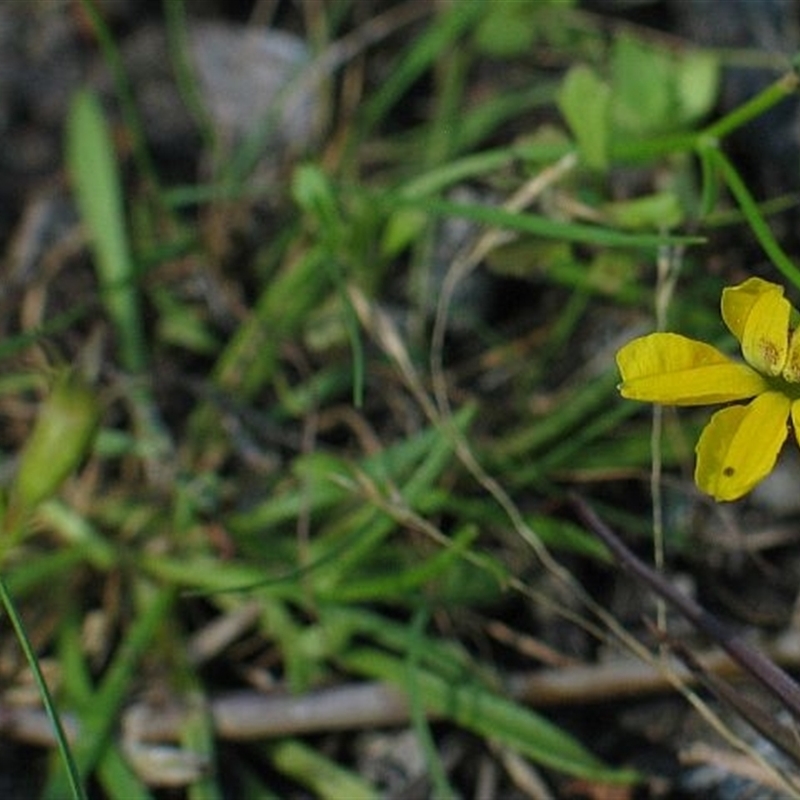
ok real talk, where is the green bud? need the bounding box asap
[10,370,101,513]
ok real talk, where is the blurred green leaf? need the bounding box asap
[611,34,674,135]
[8,370,100,523]
[66,90,146,373]
[676,50,720,122]
[473,0,578,58]
[602,191,684,230]
[473,1,537,57]
[558,64,611,169]
[268,739,378,800]
[343,647,639,783]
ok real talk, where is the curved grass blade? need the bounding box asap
[0,576,86,800]
[393,194,705,248]
[706,146,800,291]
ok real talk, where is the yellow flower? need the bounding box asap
[616,277,800,501]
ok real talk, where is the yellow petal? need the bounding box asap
[741,292,790,375]
[695,391,790,501]
[721,277,784,342]
[792,400,800,447]
[784,326,800,383]
[616,332,767,405]
[721,278,789,375]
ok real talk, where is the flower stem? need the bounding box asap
[707,147,800,291]
[702,71,800,142]
[572,494,800,723]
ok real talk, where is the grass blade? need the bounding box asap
[43,586,175,798]
[0,576,86,800]
[342,646,639,783]
[66,89,146,373]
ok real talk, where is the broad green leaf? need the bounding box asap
[611,34,673,135]
[557,64,610,169]
[676,50,720,122]
[9,370,100,520]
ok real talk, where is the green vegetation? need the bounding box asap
[3,0,800,796]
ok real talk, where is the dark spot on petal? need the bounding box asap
[723,466,735,477]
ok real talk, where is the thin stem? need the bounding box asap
[702,71,800,142]
[0,575,86,800]
[572,494,800,723]
[708,147,800,291]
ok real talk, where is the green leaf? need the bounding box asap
[66,90,172,473]
[268,739,379,800]
[396,194,704,248]
[43,587,176,799]
[602,191,684,230]
[343,647,639,783]
[472,1,537,57]
[381,208,427,258]
[0,577,86,800]
[9,370,100,521]
[66,90,146,373]
[557,64,611,169]
[676,50,720,123]
[611,34,673,135]
[473,0,578,58]
[292,163,341,239]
